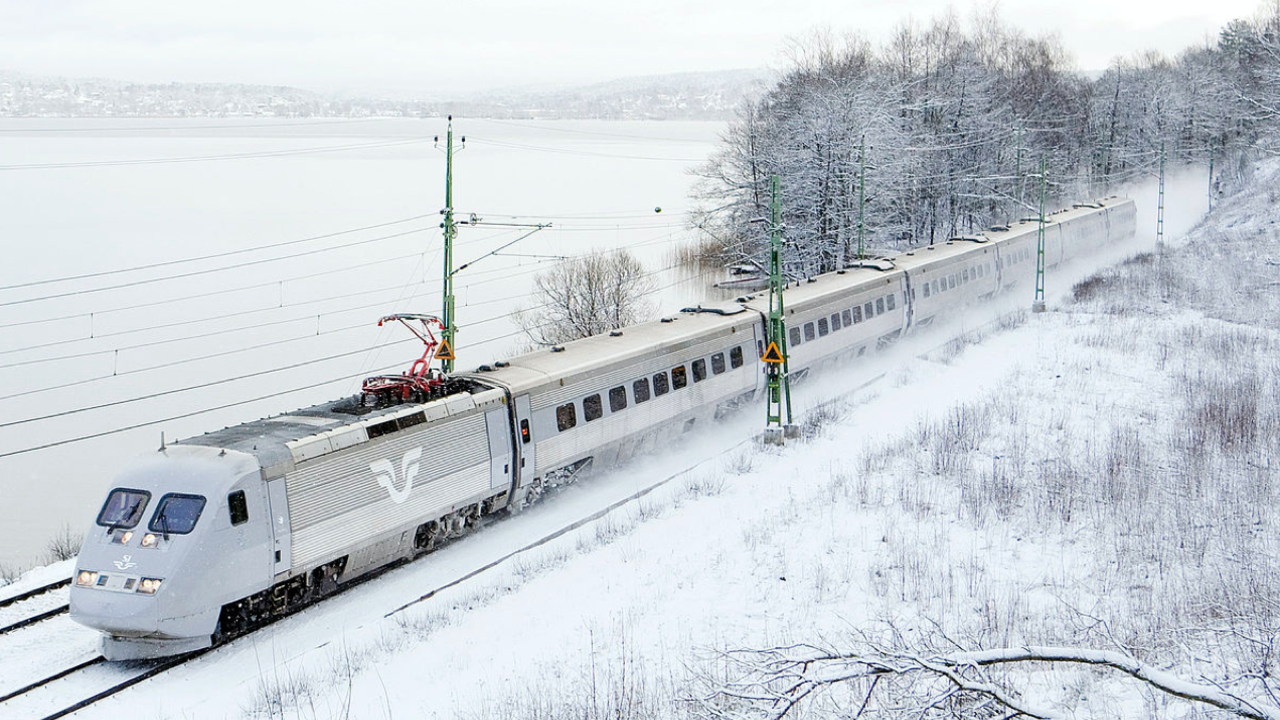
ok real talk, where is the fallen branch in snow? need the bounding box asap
[693,641,1280,720]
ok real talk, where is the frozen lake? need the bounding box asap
[0,117,727,571]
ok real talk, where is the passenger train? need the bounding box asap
[70,198,1137,659]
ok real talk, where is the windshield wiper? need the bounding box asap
[107,499,141,536]
[157,506,171,541]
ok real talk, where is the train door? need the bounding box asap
[484,408,513,491]
[514,394,535,482]
[266,477,291,576]
[901,275,915,334]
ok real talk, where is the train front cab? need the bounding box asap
[69,446,275,660]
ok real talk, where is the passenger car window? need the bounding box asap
[149,494,207,535]
[923,282,931,298]
[556,402,577,431]
[671,365,687,389]
[818,318,829,336]
[609,386,627,412]
[730,346,744,369]
[692,358,707,382]
[228,490,249,527]
[653,371,670,396]
[583,394,603,421]
[790,327,802,346]
[886,294,896,311]
[876,298,885,314]
[96,488,150,529]
[842,309,852,326]
[711,353,726,374]
[831,313,841,331]
[804,323,816,341]
[633,378,651,403]
[852,306,862,323]
[864,301,874,318]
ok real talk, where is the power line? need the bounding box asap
[0,136,434,171]
[0,283,433,375]
[481,118,714,144]
[0,226,431,309]
[0,227,687,376]
[0,224,519,334]
[466,137,705,163]
[0,248,430,331]
[0,360,407,460]
[0,253,712,458]
[0,118,392,134]
[0,337,421,430]
[0,213,436,294]
[0,279,429,363]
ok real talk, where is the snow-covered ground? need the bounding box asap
[8,160,1271,717]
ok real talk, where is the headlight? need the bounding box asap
[141,533,158,548]
[112,531,133,545]
[137,577,163,595]
[76,570,99,587]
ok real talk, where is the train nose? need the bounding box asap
[69,583,161,637]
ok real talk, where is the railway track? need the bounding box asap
[0,578,70,609]
[0,652,205,720]
[0,578,72,637]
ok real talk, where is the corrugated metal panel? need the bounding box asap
[284,410,490,570]
[292,465,489,569]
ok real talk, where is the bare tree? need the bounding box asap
[516,250,655,347]
[692,635,1280,720]
[45,523,82,563]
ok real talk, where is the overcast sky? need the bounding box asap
[0,0,1267,96]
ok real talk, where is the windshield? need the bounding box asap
[95,488,150,529]
[148,494,207,535]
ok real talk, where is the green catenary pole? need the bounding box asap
[1033,155,1047,313]
[441,116,459,373]
[1013,124,1023,223]
[1208,153,1214,211]
[1157,141,1166,245]
[765,175,793,432]
[856,135,867,260]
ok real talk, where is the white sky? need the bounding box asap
[0,0,1268,96]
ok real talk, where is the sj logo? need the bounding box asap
[114,555,137,570]
[370,448,422,504]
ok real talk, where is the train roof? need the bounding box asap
[175,197,1131,478]
[177,388,502,479]
[463,298,758,395]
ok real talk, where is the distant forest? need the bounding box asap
[695,7,1280,274]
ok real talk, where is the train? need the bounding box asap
[69,198,1137,660]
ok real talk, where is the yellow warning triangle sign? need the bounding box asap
[435,336,456,361]
[760,341,785,364]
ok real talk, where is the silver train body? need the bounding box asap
[70,199,1136,659]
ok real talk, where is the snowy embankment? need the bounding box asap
[50,164,1277,718]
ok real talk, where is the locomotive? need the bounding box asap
[70,198,1136,660]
